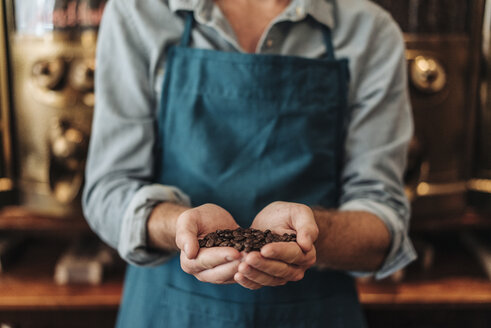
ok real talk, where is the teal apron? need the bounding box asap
[116,12,367,328]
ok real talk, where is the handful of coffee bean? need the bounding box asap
[198,228,296,252]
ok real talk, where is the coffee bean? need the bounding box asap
[198,228,296,252]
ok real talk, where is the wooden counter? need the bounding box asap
[2,273,491,311]
[0,238,123,311]
[359,278,491,308]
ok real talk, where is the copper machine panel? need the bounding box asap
[374,0,485,219]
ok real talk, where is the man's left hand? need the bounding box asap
[234,201,319,289]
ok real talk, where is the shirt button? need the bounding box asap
[266,39,274,48]
[296,6,304,18]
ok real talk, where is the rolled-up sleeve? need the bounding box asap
[339,12,417,279]
[82,1,189,266]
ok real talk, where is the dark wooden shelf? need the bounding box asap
[0,206,90,233]
[410,209,491,231]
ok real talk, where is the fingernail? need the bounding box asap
[226,256,234,262]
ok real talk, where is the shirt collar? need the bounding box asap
[168,0,335,29]
[292,0,335,29]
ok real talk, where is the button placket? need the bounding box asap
[261,34,277,53]
[260,24,284,53]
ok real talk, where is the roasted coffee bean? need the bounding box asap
[198,228,297,252]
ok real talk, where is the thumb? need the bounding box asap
[175,214,199,259]
[292,205,319,253]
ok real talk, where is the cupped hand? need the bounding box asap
[234,201,319,289]
[176,203,242,284]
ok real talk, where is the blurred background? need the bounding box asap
[0,0,491,327]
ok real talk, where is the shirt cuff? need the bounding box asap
[118,184,191,266]
[339,199,417,279]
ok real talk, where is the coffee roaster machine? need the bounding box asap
[375,0,487,219]
[0,0,105,218]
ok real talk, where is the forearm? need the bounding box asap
[313,209,391,272]
[147,202,190,252]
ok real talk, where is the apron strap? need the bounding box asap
[321,25,336,60]
[180,12,194,47]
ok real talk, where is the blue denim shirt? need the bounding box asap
[83,0,417,279]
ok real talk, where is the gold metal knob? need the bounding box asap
[50,120,86,171]
[410,55,446,93]
[49,120,87,204]
[69,58,95,92]
[31,58,66,90]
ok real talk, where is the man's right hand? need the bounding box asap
[175,204,242,284]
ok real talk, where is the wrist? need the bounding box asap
[311,207,332,267]
[311,207,329,242]
[147,202,190,251]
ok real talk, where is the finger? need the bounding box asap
[234,272,263,290]
[261,243,317,267]
[238,262,287,286]
[195,260,241,284]
[175,212,200,259]
[184,247,241,273]
[196,247,241,269]
[244,252,302,281]
[291,205,319,252]
[260,242,304,264]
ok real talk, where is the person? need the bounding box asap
[83,0,417,326]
